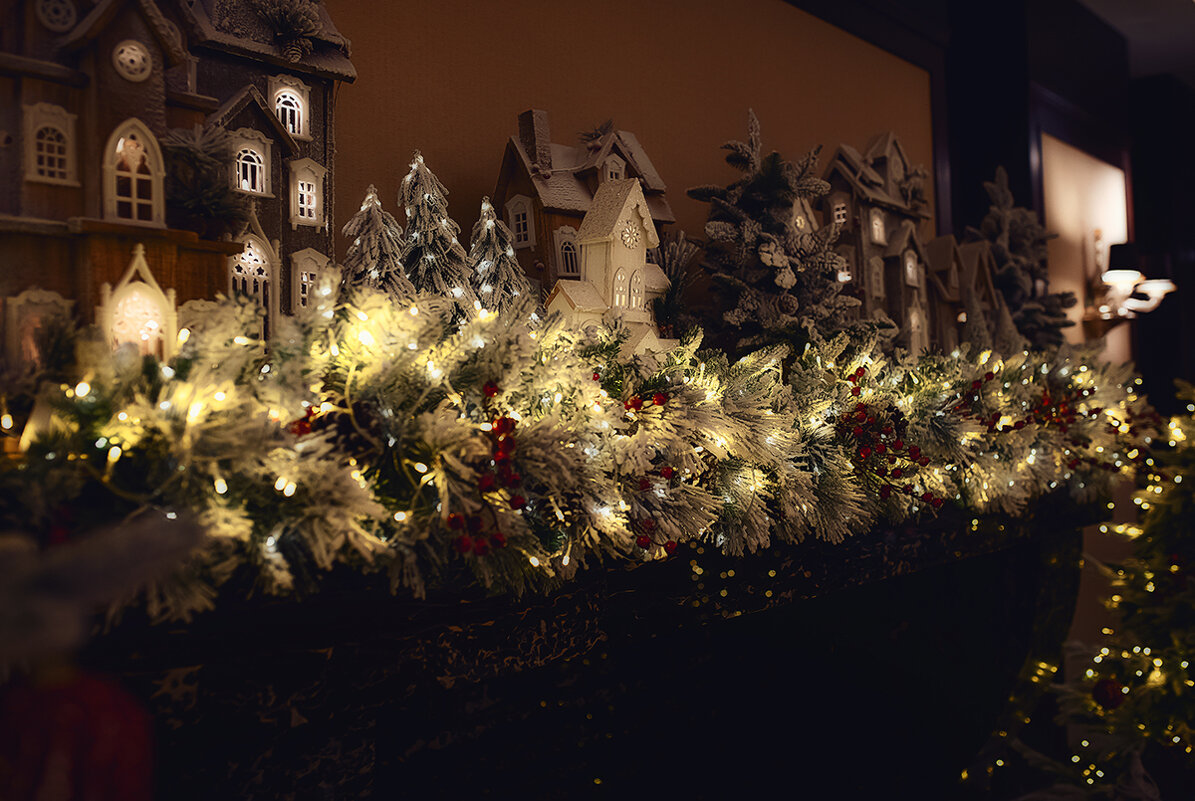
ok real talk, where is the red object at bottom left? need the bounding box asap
[0,668,152,801]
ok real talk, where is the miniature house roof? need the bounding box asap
[824,134,931,221]
[174,0,356,80]
[208,85,299,154]
[925,234,964,303]
[497,111,675,225]
[959,240,1003,306]
[576,179,661,248]
[58,0,189,66]
[883,220,929,262]
[546,280,608,313]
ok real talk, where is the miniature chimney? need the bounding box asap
[518,109,552,174]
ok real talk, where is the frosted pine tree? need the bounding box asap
[468,197,530,316]
[340,184,415,300]
[399,151,478,321]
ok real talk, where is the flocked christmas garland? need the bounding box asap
[0,278,1158,622]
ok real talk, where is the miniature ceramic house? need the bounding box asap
[820,132,934,351]
[545,179,675,354]
[924,235,967,351]
[492,110,676,299]
[0,0,354,363]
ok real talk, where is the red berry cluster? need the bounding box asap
[838,371,942,507]
[447,511,507,556]
[477,414,524,505]
[631,463,679,555]
[624,392,668,412]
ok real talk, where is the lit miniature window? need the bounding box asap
[868,257,885,299]
[275,91,302,136]
[630,270,644,309]
[613,268,629,308]
[870,209,886,244]
[34,126,69,180]
[904,251,921,286]
[232,238,271,325]
[110,284,165,357]
[604,156,625,182]
[833,203,848,225]
[112,40,152,82]
[112,133,156,222]
[512,208,529,243]
[559,241,579,276]
[297,270,316,308]
[36,0,76,32]
[297,180,317,219]
[236,148,265,193]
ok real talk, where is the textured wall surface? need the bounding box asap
[324,0,934,260]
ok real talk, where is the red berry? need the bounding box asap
[660,466,675,479]
[902,485,913,495]
[908,446,921,459]
[892,468,903,479]
[918,456,930,467]
[893,439,904,451]
[593,372,601,381]
[931,497,943,508]
[494,449,512,463]
[921,492,933,502]
[483,381,499,398]
[473,537,491,556]
[494,416,517,434]
[856,403,867,412]
[639,478,651,491]
[510,494,527,510]
[652,392,668,406]
[882,425,893,435]
[663,541,678,555]
[855,366,866,377]
[1014,420,1025,430]
[447,513,465,530]
[984,371,994,381]
[636,534,652,548]
[876,466,888,477]
[875,443,887,454]
[454,535,473,554]
[879,485,892,499]
[478,473,497,492]
[851,386,861,397]
[847,374,856,383]
[853,426,864,437]
[859,446,872,459]
[491,532,506,548]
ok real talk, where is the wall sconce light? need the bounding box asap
[1091,243,1176,322]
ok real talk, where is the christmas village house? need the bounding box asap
[544,178,675,355]
[0,0,353,363]
[820,132,949,354]
[492,109,676,301]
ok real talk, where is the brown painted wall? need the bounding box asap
[324,0,935,260]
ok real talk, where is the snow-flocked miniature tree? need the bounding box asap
[340,184,415,300]
[687,110,868,354]
[399,151,478,321]
[966,167,1077,349]
[467,197,530,316]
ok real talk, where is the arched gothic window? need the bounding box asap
[629,270,644,309]
[104,119,163,225]
[231,236,273,333]
[275,91,303,136]
[236,147,265,193]
[613,268,629,308]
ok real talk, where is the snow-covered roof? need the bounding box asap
[824,136,930,221]
[644,263,670,293]
[883,220,928,261]
[58,0,189,66]
[959,240,1001,304]
[547,280,607,313]
[174,0,356,81]
[501,114,675,224]
[208,84,299,153]
[577,179,660,248]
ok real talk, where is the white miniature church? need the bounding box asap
[545,179,675,354]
